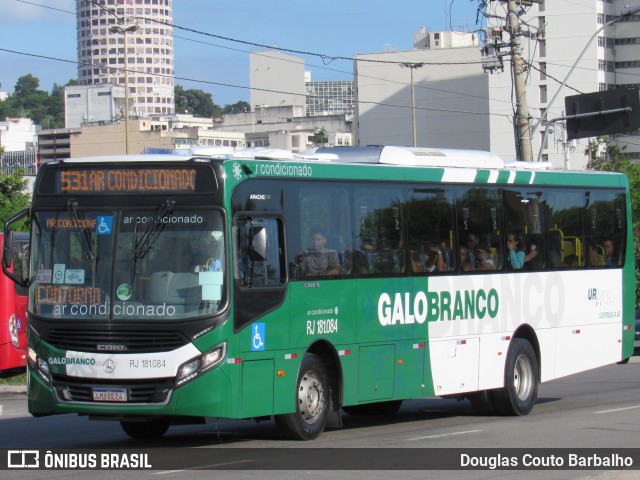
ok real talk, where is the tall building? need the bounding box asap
[355,45,491,151]
[413,26,479,49]
[76,0,174,116]
[515,0,640,163]
[356,2,640,168]
[305,75,355,117]
[250,51,306,111]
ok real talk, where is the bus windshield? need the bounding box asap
[30,208,226,321]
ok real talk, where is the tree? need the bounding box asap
[223,101,250,114]
[585,136,628,171]
[312,127,329,146]
[0,168,30,228]
[0,74,75,128]
[14,74,40,98]
[174,85,221,117]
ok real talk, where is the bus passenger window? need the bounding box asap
[456,187,502,272]
[587,190,626,268]
[355,186,405,275]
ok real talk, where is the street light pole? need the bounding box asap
[401,62,425,147]
[109,24,139,154]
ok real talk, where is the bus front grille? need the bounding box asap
[52,376,174,404]
[46,329,189,353]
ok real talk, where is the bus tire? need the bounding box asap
[343,400,403,416]
[276,353,329,440]
[489,338,538,416]
[120,418,171,439]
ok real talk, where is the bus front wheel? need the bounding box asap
[276,353,329,440]
[490,338,538,416]
[120,418,171,439]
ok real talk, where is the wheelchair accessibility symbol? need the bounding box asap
[251,323,265,351]
[96,216,113,235]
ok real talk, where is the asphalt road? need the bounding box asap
[1,358,640,479]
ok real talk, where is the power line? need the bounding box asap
[12,0,504,108]
[0,47,510,120]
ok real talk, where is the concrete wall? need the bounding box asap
[250,51,306,111]
[355,47,491,151]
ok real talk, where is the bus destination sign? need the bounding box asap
[55,167,199,194]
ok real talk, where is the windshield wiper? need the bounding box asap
[67,200,94,260]
[66,200,97,286]
[132,199,175,259]
[130,199,175,284]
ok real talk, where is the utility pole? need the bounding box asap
[506,0,533,161]
[480,0,539,161]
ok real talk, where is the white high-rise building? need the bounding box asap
[76,0,174,116]
[516,0,640,165]
[356,2,640,168]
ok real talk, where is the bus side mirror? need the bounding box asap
[1,231,12,271]
[2,208,30,288]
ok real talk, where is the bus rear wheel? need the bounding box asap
[120,418,171,439]
[276,353,329,440]
[490,338,538,416]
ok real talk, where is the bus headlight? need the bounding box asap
[28,347,52,385]
[176,342,226,387]
[8,314,18,347]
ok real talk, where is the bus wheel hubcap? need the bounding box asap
[513,354,533,401]
[298,371,324,424]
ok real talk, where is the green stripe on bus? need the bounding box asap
[474,170,491,183]
[514,171,533,184]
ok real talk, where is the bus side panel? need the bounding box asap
[0,234,27,376]
[240,359,274,417]
[429,338,479,396]
[553,270,624,378]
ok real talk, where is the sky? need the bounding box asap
[0,0,482,107]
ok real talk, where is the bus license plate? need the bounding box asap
[93,388,127,402]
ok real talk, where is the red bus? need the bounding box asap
[0,232,29,378]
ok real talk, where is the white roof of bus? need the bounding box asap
[51,154,191,163]
[297,146,553,170]
[48,146,553,171]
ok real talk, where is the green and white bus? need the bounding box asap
[3,145,635,440]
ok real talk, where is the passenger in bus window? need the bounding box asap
[589,245,604,267]
[355,239,375,274]
[410,243,446,273]
[548,230,564,269]
[439,240,453,271]
[603,239,617,266]
[302,227,340,276]
[523,238,541,270]
[506,232,525,270]
[466,233,480,267]
[475,244,495,270]
[459,246,473,271]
